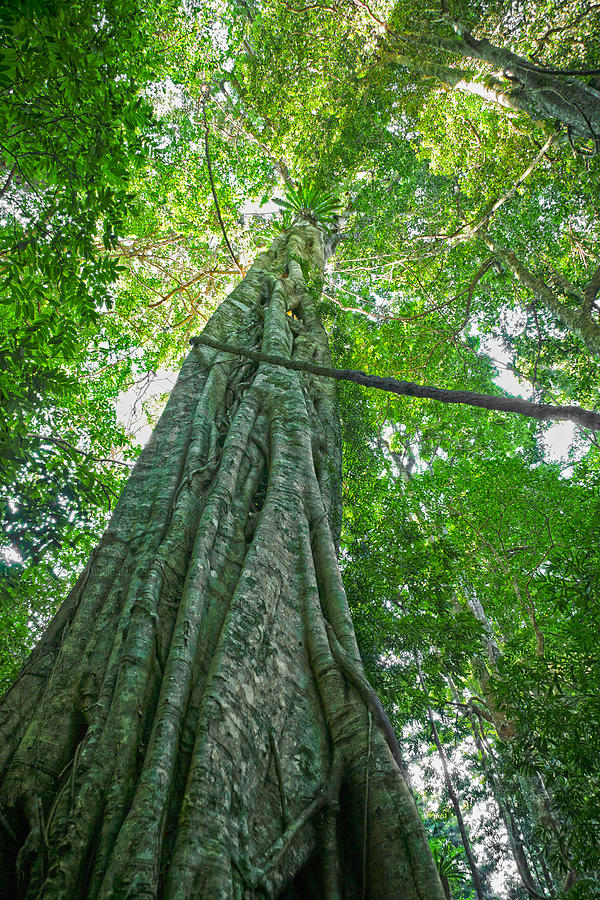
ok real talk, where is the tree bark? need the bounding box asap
[451,28,600,150]
[0,223,445,899]
[384,20,600,148]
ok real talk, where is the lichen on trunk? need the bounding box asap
[0,223,445,899]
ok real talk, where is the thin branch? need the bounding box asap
[453,132,557,243]
[483,235,600,357]
[417,258,494,372]
[210,90,295,188]
[201,100,243,274]
[191,334,600,431]
[30,434,134,468]
[0,163,18,201]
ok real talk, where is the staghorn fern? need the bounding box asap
[430,839,467,897]
[273,177,340,225]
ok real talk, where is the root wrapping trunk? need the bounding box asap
[0,223,445,899]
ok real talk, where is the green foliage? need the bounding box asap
[0,0,162,684]
[430,838,468,889]
[273,178,340,224]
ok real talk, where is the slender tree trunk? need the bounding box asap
[461,594,577,894]
[457,690,550,899]
[415,658,486,900]
[0,223,445,899]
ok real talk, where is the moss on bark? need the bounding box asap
[0,224,445,899]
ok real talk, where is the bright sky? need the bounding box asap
[115,369,179,448]
[482,333,578,464]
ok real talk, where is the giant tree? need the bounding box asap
[3,0,600,896]
[0,218,445,899]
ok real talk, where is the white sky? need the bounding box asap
[115,369,179,447]
[482,333,577,463]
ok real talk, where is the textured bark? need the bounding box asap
[0,223,445,899]
[451,30,600,149]
[385,25,600,148]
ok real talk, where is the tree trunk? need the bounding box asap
[459,690,550,899]
[0,223,445,899]
[385,23,600,149]
[461,594,577,893]
[452,29,600,149]
[415,658,486,900]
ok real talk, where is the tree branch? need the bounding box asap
[29,434,135,468]
[465,132,557,239]
[482,235,600,357]
[201,101,243,274]
[191,334,600,431]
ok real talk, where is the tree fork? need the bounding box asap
[384,14,600,148]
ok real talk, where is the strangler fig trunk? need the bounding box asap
[0,223,445,899]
